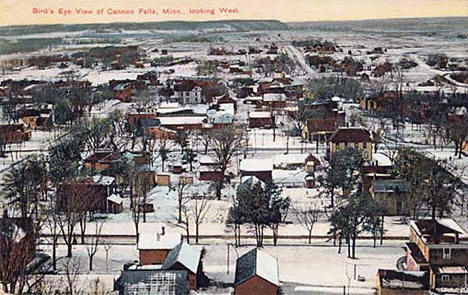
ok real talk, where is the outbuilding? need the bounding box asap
[234,248,280,295]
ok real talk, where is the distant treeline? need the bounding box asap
[0,20,289,37]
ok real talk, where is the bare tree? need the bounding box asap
[44,199,60,271]
[62,258,82,295]
[209,125,246,199]
[172,178,191,224]
[130,168,152,243]
[171,200,191,243]
[197,130,212,154]
[188,194,211,244]
[86,221,104,271]
[294,203,321,244]
[56,181,96,258]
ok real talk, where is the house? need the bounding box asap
[114,268,188,295]
[301,109,345,142]
[144,126,178,140]
[370,179,411,215]
[157,173,171,186]
[127,112,157,129]
[162,242,203,290]
[83,150,121,172]
[114,83,135,102]
[135,118,161,137]
[406,219,468,272]
[158,116,206,131]
[262,93,286,109]
[429,265,468,291]
[234,248,280,295]
[198,155,223,182]
[0,123,32,144]
[376,269,428,295]
[240,159,273,183]
[137,71,160,86]
[249,111,274,129]
[57,176,118,213]
[138,230,182,265]
[172,79,218,104]
[329,127,374,161]
[17,108,53,130]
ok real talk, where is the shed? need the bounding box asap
[162,242,202,290]
[234,248,280,295]
[157,173,171,186]
[138,231,182,265]
[240,159,273,183]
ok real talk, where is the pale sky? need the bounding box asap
[0,0,466,26]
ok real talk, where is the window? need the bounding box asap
[363,142,367,148]
[441,275,450,282]
[443,248,451,259]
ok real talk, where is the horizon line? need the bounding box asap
[0,15,466,29]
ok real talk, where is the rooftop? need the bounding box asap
[162,242,201,274]
[378,269,428,290]
[329,127,373,143]
[234,248,280,287]
[240,159,273,172]
[249,111,272,119]
[138,232,182,250]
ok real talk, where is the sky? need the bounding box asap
[0,0,466,26]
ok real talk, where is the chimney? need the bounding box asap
[161,226,165,236]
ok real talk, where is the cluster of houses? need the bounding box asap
[377,218,468,294]
[115,228,280,295]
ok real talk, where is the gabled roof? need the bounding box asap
[115,269,188,295]
[329,127,373,143]
[411,219,467,237]
[162,242,201,274]
[234,248,279,287]
[138,232,182,250]
[107,194,123,205]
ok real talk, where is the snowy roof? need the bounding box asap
[244,96,263,101]
[249,111,272,119]
[378,269,427,290]
[371,153,392,167]
[273,153,309,166]
[162,242,201,274]
[240,159,273,172]
[199,155,218,165]
[115,269,188,295]
[234,248,279,287]
[433,265,468,274]
[263,93,286,101]
[92,175,115,186]
[158,116,206,126]
[107,194,123,205]
[410,219,468,243]
[159,102,180,109]
[138,232,182,250]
